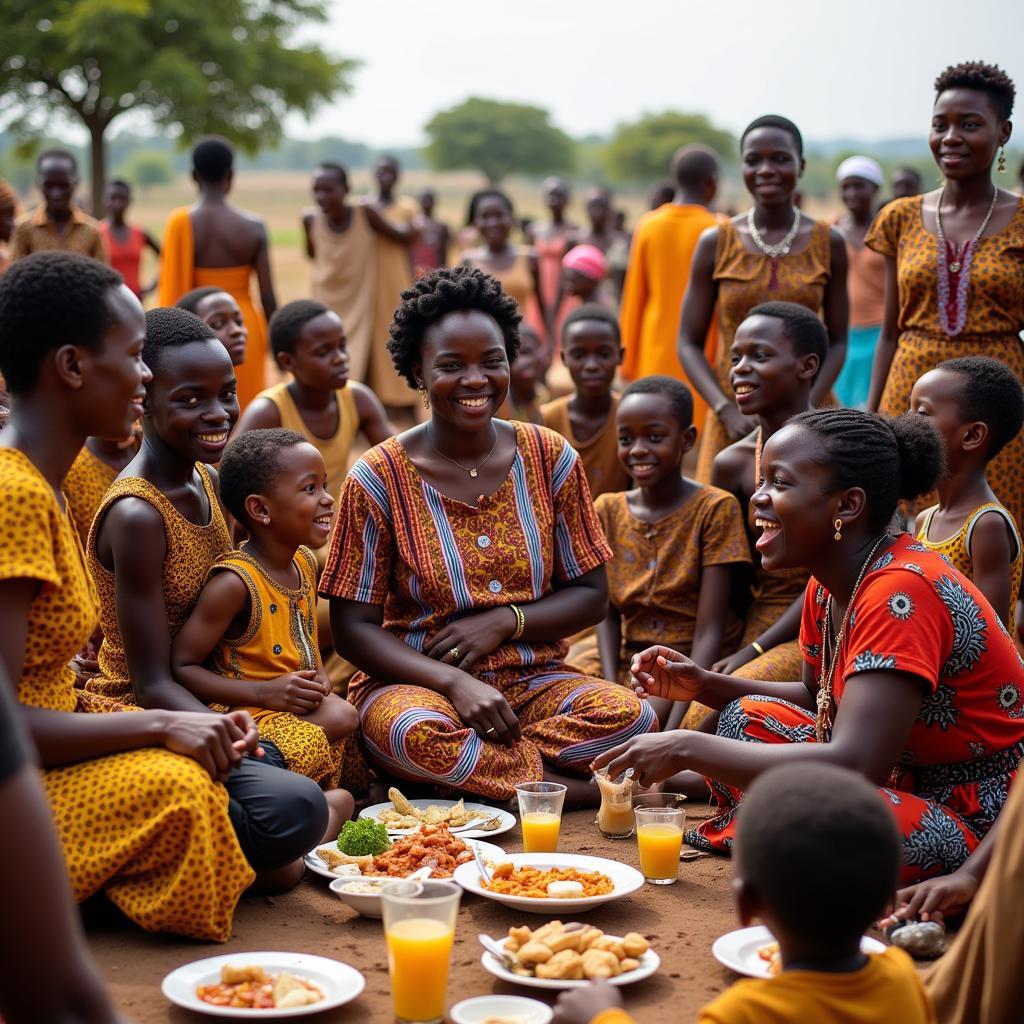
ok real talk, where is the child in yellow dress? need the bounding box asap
[554,764,935,1024]
[910,356,1024,629]
[574,376,750,729]
[234,299,395,690]
[172,427,358,811]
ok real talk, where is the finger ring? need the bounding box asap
[485,726,496,735]
[449,647,461,660]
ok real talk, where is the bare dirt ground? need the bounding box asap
[89,804,742,1023]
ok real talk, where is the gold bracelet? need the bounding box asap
[509,603,525,640]
[750,640,766,656]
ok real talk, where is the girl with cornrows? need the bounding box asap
[322,266,656,807]
[867,61,1024,539]
[594,408,1024,885]
[677,114,849,482]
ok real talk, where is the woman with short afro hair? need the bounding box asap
[867,61,1024,536]
[321,266,656,804]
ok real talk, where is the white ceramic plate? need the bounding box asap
[711,925,887,978]
[479,937,660,991]
[453,852,644,914]
[305,839,507,881]
[161,951,364,1018]
[358,799,516,839]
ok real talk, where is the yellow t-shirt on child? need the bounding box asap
[589,948,934,1024]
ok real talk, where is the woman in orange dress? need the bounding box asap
[866,61,1024,534]
[678,115,849,482]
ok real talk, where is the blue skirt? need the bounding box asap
[834,324,881,409]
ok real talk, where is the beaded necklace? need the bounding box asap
[815,534,890,742]
[747,206,801,290]
[935,184,999,337]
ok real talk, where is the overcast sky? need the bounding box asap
[289,0,1024,148]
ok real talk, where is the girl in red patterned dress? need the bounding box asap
[321,267,656,806]
[594,408,1024,885]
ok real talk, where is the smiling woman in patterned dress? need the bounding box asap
[322,266,656,806]
[594,407,1024,885]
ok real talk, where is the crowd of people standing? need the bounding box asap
[0,57,1023,1024]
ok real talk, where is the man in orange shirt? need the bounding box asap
[618,146,720,430]
[10,150,107,263]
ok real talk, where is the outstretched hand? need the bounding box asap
[880,869,979,927]
[630,645,707,703]
[590,731,687,789]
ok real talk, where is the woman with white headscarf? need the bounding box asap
[834,155,886,407]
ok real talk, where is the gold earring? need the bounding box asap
[418,387,430,410]
[998,147,1007,173]
[833,518,843,542]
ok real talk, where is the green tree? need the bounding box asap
[0,0,357,210]
[116,148,174,189]
[425,97,575,185]
[604,111,736,185]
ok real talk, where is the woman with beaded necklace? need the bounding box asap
[866,62,1024,538]
[678,114,849,482]
[593,408,1024,885]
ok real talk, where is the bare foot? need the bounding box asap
[321,788,355,844]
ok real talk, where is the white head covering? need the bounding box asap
[836,155,884,187]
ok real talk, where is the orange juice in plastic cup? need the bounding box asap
[635,806,685,884]
[515,782,567,853]
[382,880,460,1023]
[521,811,561,852]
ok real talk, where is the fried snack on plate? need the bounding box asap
[220,965,266,985]
[502,921,651,980]
[316,847,373,872]
[757,942,781,975]
[535,949,584,980]
[273,973,321,1008]
[581,948,621,979]
[622,933,649,958]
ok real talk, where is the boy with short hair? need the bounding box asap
[688,302,828,722]
[541,303,630,499]
[172,428,357,814]
[497,324,548,425]
[236,299,394,689]
[235,299,394,499]
[554,763,935,1024]
[910,355,1024,629]
[11,149,107,262]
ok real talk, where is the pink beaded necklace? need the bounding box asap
[934,184,999,337]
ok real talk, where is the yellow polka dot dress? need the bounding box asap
[0,448,254,941]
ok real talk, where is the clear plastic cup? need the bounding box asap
[635,805,686,885]
[381,879,461,1023]
[515,782,567,853]
[593,766,635,838]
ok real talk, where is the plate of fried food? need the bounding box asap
[359,787,516,838]
[161,953,364,1018]
[453,852,644,914]
[479,920,660,990]
[711,925,887,978]
[306,823,506,882]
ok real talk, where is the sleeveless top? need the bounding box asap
[712,218,832,389]
[63,445,119,549]
[256,381,358,500]
[207,546,321,686]
[916,502,1023,629]
[466,247,535,313]
[86,463,231,702]
[98,223,145,296]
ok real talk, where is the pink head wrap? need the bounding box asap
[562,243,607,281]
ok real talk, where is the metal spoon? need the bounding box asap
[478,934,516,970]
[471,841,493,884]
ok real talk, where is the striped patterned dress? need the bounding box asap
[320,422,657,799]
